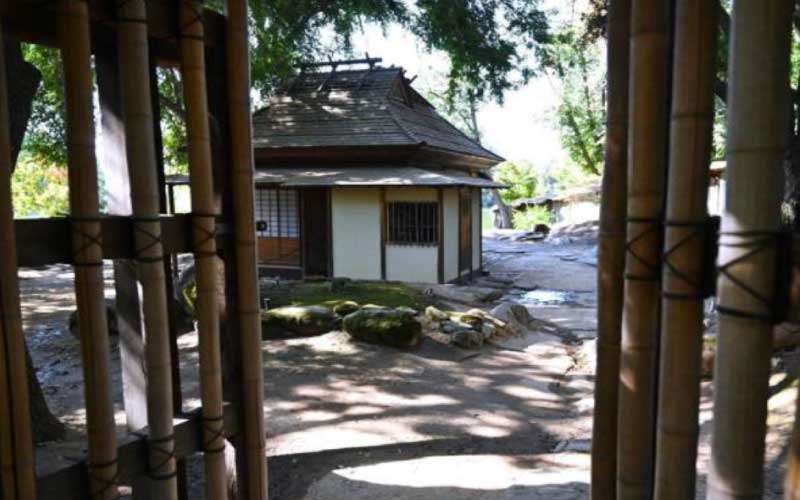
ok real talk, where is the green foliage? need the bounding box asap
[493,161,538,203]
[11,156,69,217]
[512,206,552,230]
[543,27,605,176]
[21,45,66,166]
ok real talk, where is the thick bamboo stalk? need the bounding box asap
[591,0,630,498]
[225,0,268,497]
[178,1,228,498]
[653,2,717,499]
[708,2,793,499]
[115,1,178,498]
[617,0,672,497]
[0,19,37,500]
[58,1,119,498]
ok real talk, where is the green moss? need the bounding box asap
[343,308,422,348]
[262,305,341,337]
[267,280,428,311]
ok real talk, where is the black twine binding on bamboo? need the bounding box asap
[192,212,218,258]
[715,229,790,324]
[624,216,663,281]
[69,216,105,268]
[87,458,121,499]
[201,414,226,454]
[177,0,207,42]
[132,216,165,263]
[661,218,718,300]
[147,433,178,481]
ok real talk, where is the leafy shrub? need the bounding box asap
[493,160,538,203]
[512,206,552,230]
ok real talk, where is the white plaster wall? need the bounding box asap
[385,246,438,283]
[443,189,460,282]
[331,188,381,280]
[473,188,482,271]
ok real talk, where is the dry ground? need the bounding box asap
[21,230,796,499]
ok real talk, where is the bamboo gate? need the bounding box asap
[0,0,267,499]
[592,1,800,499]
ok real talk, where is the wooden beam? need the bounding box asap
[36,404,239,500]
[1,1,225,64]
[14,215,226,267]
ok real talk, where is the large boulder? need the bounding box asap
[262,306,341,338]
[343,308,422,348]
[452,329,484,349]
[424,284,504,304]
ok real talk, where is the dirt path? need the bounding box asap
[20,231,795,499]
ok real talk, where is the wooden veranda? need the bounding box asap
[0,1,267,499]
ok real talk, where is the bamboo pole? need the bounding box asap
[114,1,178,498]
[616,0,672,497]
[590,0,630,498]
[58,1,119,498]
[225,0,268,497]
[708,2,793,499]
[0,18,37,500]
[177,1,228,498]
[654,2,717,499]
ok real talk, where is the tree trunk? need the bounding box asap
[491,189,513,228]
[5,40,67,443]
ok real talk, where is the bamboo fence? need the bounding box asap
[225,0,268,497]
[616,0,673,497]
[0,17,37,500]
[58,0,119,498]
[590,0,630,498]
[178,0,228,497]
[707,2,793,499]
[115,0,178,497]
[653,1,716,499]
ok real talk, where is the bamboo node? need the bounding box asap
[87,458,120,499]
[146,433,178,481]
[191,211,218,258]
[624,216,662,281]
[661,217,719,300]
[69,215,104,267]
[132,216,165,263]
[201,414,227,454]
[716,229,792,324]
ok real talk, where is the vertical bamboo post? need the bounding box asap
[708,2,793,499]
[617,0,672,497]
[225,0,268,497]
[654,2,717,499]
[0,18,37,500]
[114,1,178,498]
[591,0,630,497]
[58,1,120,498]
[177,1,228,498]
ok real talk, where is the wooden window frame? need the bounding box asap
[385,201,439,246]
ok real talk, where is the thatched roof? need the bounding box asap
[252,66,503,164]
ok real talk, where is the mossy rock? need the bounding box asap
[449,312,483,330]
[324,300,361,316]
[425,306,449,322]
[343,308,422,348]
[262,306,341,338]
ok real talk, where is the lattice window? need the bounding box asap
[386,202,438,246]
[255,188,299,238]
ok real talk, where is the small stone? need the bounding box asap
[395,306,418,316]
[452,329,484,349]
[330,300,360,316]
[425,306,449,322]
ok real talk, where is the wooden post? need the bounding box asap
[177,0,228,498]
[616,0,673,497]
[224,0,268,498]
[115,0,178,497]
[708,2,793,499]
[58,1,119,498]
[0,18,37,500]
[653,1,716,498]
[591,0,630,498]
